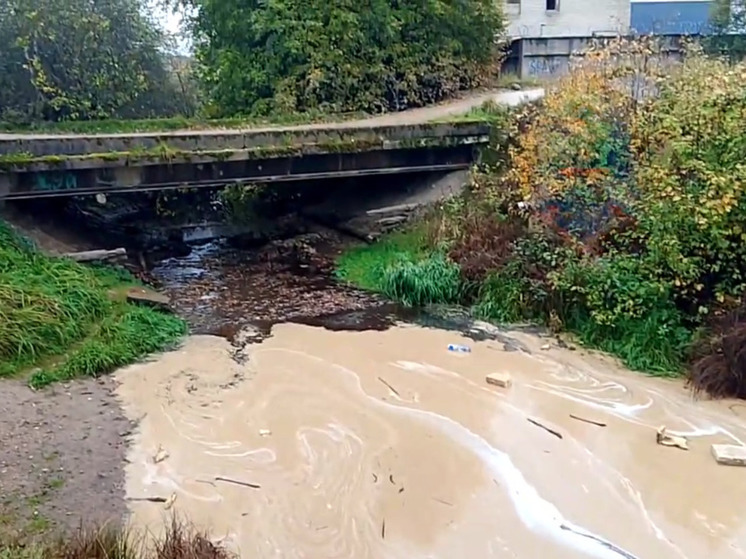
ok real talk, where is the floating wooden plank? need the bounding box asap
[366,203,419,216]
[656,426,688,450]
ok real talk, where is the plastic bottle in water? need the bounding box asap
[448,344,471,353]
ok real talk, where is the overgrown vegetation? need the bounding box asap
[0,0,197,124]
[172,0,504,117]
[337,38,746,398]
[1,0,506,126]
[0,223,186,388]
[0,518,233,559]
[705,0,746,59]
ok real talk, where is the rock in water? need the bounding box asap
[485,372,512,388]
[712,444,746,466]
[126,287,171,311]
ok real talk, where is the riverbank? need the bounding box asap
[0,222,186,388]
[336,40,746,398]
[3,211,746,556]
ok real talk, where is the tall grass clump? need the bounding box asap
[336,227,464,307]
[0,517,233,559]
[335,230,429,292]
[379,254,462,307]
[0,222,186,386]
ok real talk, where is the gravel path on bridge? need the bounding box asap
[0,89,544,140]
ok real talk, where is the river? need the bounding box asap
[114,235,746,559]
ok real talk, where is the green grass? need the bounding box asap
[335,230,463,307]
[0,108,372,135]
[472,269,689,376]
[567,310,690,376]
[0,222,186,387]
[495,72,542,89]
[379,254,463,307]
[335,230,429,291]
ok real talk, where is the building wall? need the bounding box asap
[629,0,713,35]
[504,34,685,78]
[504,0,631,38]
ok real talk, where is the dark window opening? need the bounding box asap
[546,0,558,10]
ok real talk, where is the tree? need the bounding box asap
[704,0,746,59]
[179,0,504,117]
[0,0,188,122]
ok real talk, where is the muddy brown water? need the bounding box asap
[116,319,746,559]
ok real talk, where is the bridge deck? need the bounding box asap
[0,89,543,142]
[0,89,544,199]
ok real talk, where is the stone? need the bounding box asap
[125,287,171,311]
[485,372,512,389]
[712,444,746,466]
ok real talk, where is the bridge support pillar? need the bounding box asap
[113,167,143,188]
[0,175,16,208]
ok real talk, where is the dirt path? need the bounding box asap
[0,89,544,140]
[0,377,130,542]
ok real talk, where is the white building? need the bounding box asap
[504,0,631,38]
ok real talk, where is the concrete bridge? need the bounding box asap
[0,89,543,200]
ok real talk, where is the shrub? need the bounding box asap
[689,296,746,397]
[336,38,746,392]
[471,38,742,376]
[629,49,746,314]
[188,0,505,116]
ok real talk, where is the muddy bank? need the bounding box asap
[116,320,746,559]
[0,378,130,541]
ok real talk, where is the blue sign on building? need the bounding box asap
[630,1,714,35]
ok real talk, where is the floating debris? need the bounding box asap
[486,372,512,388]
[656,426,688,450]
[377,377,400,397]
[569,414,606,427]
[164,493,177,510]
[215,476,261,489]
[712,444,746,466]
[527,418,563,439]
[153,444,170,464]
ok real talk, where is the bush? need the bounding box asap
[188,0,504,116]
[338,38,746,393]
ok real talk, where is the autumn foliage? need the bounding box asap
[440,38,746,394]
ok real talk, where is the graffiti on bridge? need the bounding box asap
[34,171,78,192]
[526,57,565,78]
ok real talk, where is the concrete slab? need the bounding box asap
[712,444,746,466]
